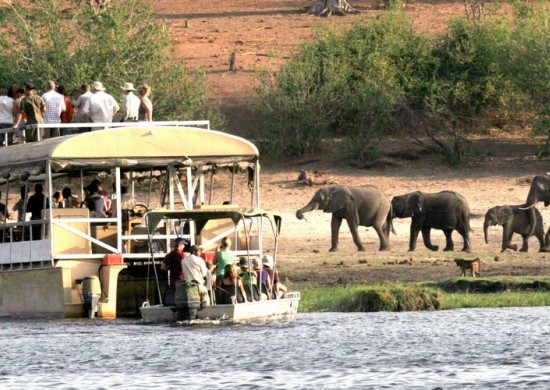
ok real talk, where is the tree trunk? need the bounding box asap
[308,0,357,17]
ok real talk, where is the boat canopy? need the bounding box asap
[143,208,282,236]
[0,126,259,175]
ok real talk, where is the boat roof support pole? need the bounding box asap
[254,160,260,208]
[199,165,205,206]
[168,164,176,210]
[230,163,236,205]
[114,167,122,253]
[46,160,54,265]
[186,167,196,243]
[208,166,215,205]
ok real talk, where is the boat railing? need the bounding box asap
[0,120,211,146]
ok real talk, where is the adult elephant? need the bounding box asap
[483,205,545,252]
[392,191,471,252]
[295,185,393,252]
[523,174,550,251]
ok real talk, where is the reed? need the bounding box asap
[298,277,550,313]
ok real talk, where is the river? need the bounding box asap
[1,307,549,389]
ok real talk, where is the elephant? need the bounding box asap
[295,185,393,252]
[391,190,471,252]
[483,205,545,252]
[522,174,550,251]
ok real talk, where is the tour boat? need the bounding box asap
[0,121,298,321]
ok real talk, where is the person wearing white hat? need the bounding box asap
[81,81,120,125]
[120,82,140,122]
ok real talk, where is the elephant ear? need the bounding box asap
[410,192,424,215]
[497,206,514,226]
[325,188,353,214]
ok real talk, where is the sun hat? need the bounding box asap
[252,257,261,270]
[239,257,250,269]
[91,81,106,91]
[262,255,273,268]
[189,244,203,253]
[121,82,136,91]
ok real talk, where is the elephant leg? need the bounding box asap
[421,226,439,251]
[329,216,343,252]
[519,234,529,252]
[373,223,390,252]
[541,226,550,252]
[345,218,365,252]
[503,226,518,252]
[457,226,471,253]
[442,228,454,251]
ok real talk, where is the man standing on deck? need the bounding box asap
[82,81,119,125]
[119,82,140,122]
[161,237,186,284]
[181,245,211,306]
[41,80,66,139]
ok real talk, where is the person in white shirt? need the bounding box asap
[181,245,211,306]
[41,80,66,139]
[120,82,140,122]
[82,81,120,125]
[0,85,16,146]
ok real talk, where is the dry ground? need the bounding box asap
[150,0,550,288]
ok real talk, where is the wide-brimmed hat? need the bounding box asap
[252,258,261,270]
[121,82,136,91]
[239,257,250,269]
[91,81,106,91]
[262,255,273,268]
[189,244,203,253]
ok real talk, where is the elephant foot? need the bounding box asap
[461,247,472,253]
[519,248,528,253]
[443,247,454,252]
[540,246,550,253]
[357,247,366,252]
[379,246,390,252]
[329,247,338,252]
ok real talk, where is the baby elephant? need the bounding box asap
[483,205,545,252]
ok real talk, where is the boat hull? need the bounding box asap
[140,292,301,324]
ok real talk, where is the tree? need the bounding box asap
[307,0,357,17]
[0,0,210,122]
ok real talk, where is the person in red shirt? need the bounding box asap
[57,85,75,136]
[161,237,186,285]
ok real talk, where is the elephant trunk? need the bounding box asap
[296,202,319,220]
[483,219,490,244]
[524,188,540,237]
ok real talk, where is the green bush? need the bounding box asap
[0,0,212,123]
[255,6,550,164]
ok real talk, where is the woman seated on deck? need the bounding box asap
[218,264,247,304]
[262,255,288,299]
[252,257,272,300]
[238,257,260,302]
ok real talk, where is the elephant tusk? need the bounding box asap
[519,204,535,210]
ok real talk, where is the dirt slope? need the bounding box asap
[151,1,550,288]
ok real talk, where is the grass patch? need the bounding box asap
[299,277,550,313]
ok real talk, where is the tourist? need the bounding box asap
[262,254,287,298]
[12,185,29,222]
[0,85,16,146]
[136,84,153,122]
[82,81,120,125]
[213,237,234,285]
[73,83,93,132]
[27,183,49,240]
[61,187,79,208]
[41,80,66,139]
[181,245,211,307]
[86,182,108,218]
[14,81,45,143]
[253,257,272,300]
[12,87,26,143]
[57,85,75,135]
[161,237,186,285]
[120,82,140,122]
[218,264,247,304]
[238,257,259,301]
